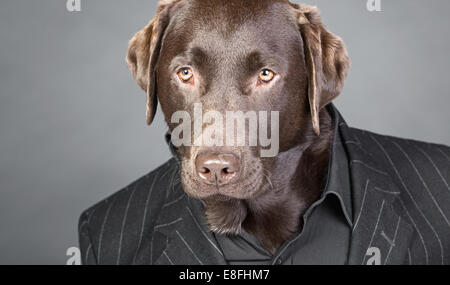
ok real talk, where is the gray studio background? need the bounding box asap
[0,0,449,264]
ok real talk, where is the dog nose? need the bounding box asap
[195,153,240,185]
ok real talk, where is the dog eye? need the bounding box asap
[258,69,275,83]
[177,68,194,83]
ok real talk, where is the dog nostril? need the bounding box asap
[195,153,240,185]
[221,167,235,177]
[198,167,211,181]
[200,167,210,174]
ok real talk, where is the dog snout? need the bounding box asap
[195,152,240,185]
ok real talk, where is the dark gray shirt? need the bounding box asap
[211,115,353,265]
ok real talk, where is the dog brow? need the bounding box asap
[245,51,282,73]
[189,47,211,69]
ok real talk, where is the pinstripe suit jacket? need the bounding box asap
[78,111,450,265]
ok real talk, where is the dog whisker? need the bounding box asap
[262,168,274,192]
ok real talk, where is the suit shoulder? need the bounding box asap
[78,157,180,264]
[80,158,179,224]
[349,127,450,161]
[349,127,450,185]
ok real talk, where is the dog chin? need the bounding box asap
[181,178,264,201]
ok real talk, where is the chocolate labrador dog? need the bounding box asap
[126,0,349,253]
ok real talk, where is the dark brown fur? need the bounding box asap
[126,0,349,253]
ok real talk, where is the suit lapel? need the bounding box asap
[153,182,226,265]
[335,108,415,265]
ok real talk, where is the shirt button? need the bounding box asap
[276,258,283,265]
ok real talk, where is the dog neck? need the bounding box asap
[203,110,334,254]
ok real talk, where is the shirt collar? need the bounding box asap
[321,104,353,227]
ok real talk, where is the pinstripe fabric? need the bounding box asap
[78,106,450,265]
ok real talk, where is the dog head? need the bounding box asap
[126,0,350,201]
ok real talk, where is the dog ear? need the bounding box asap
[294,5,350,135]
[126,0,181,125]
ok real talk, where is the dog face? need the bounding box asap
[126,0,349,200]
